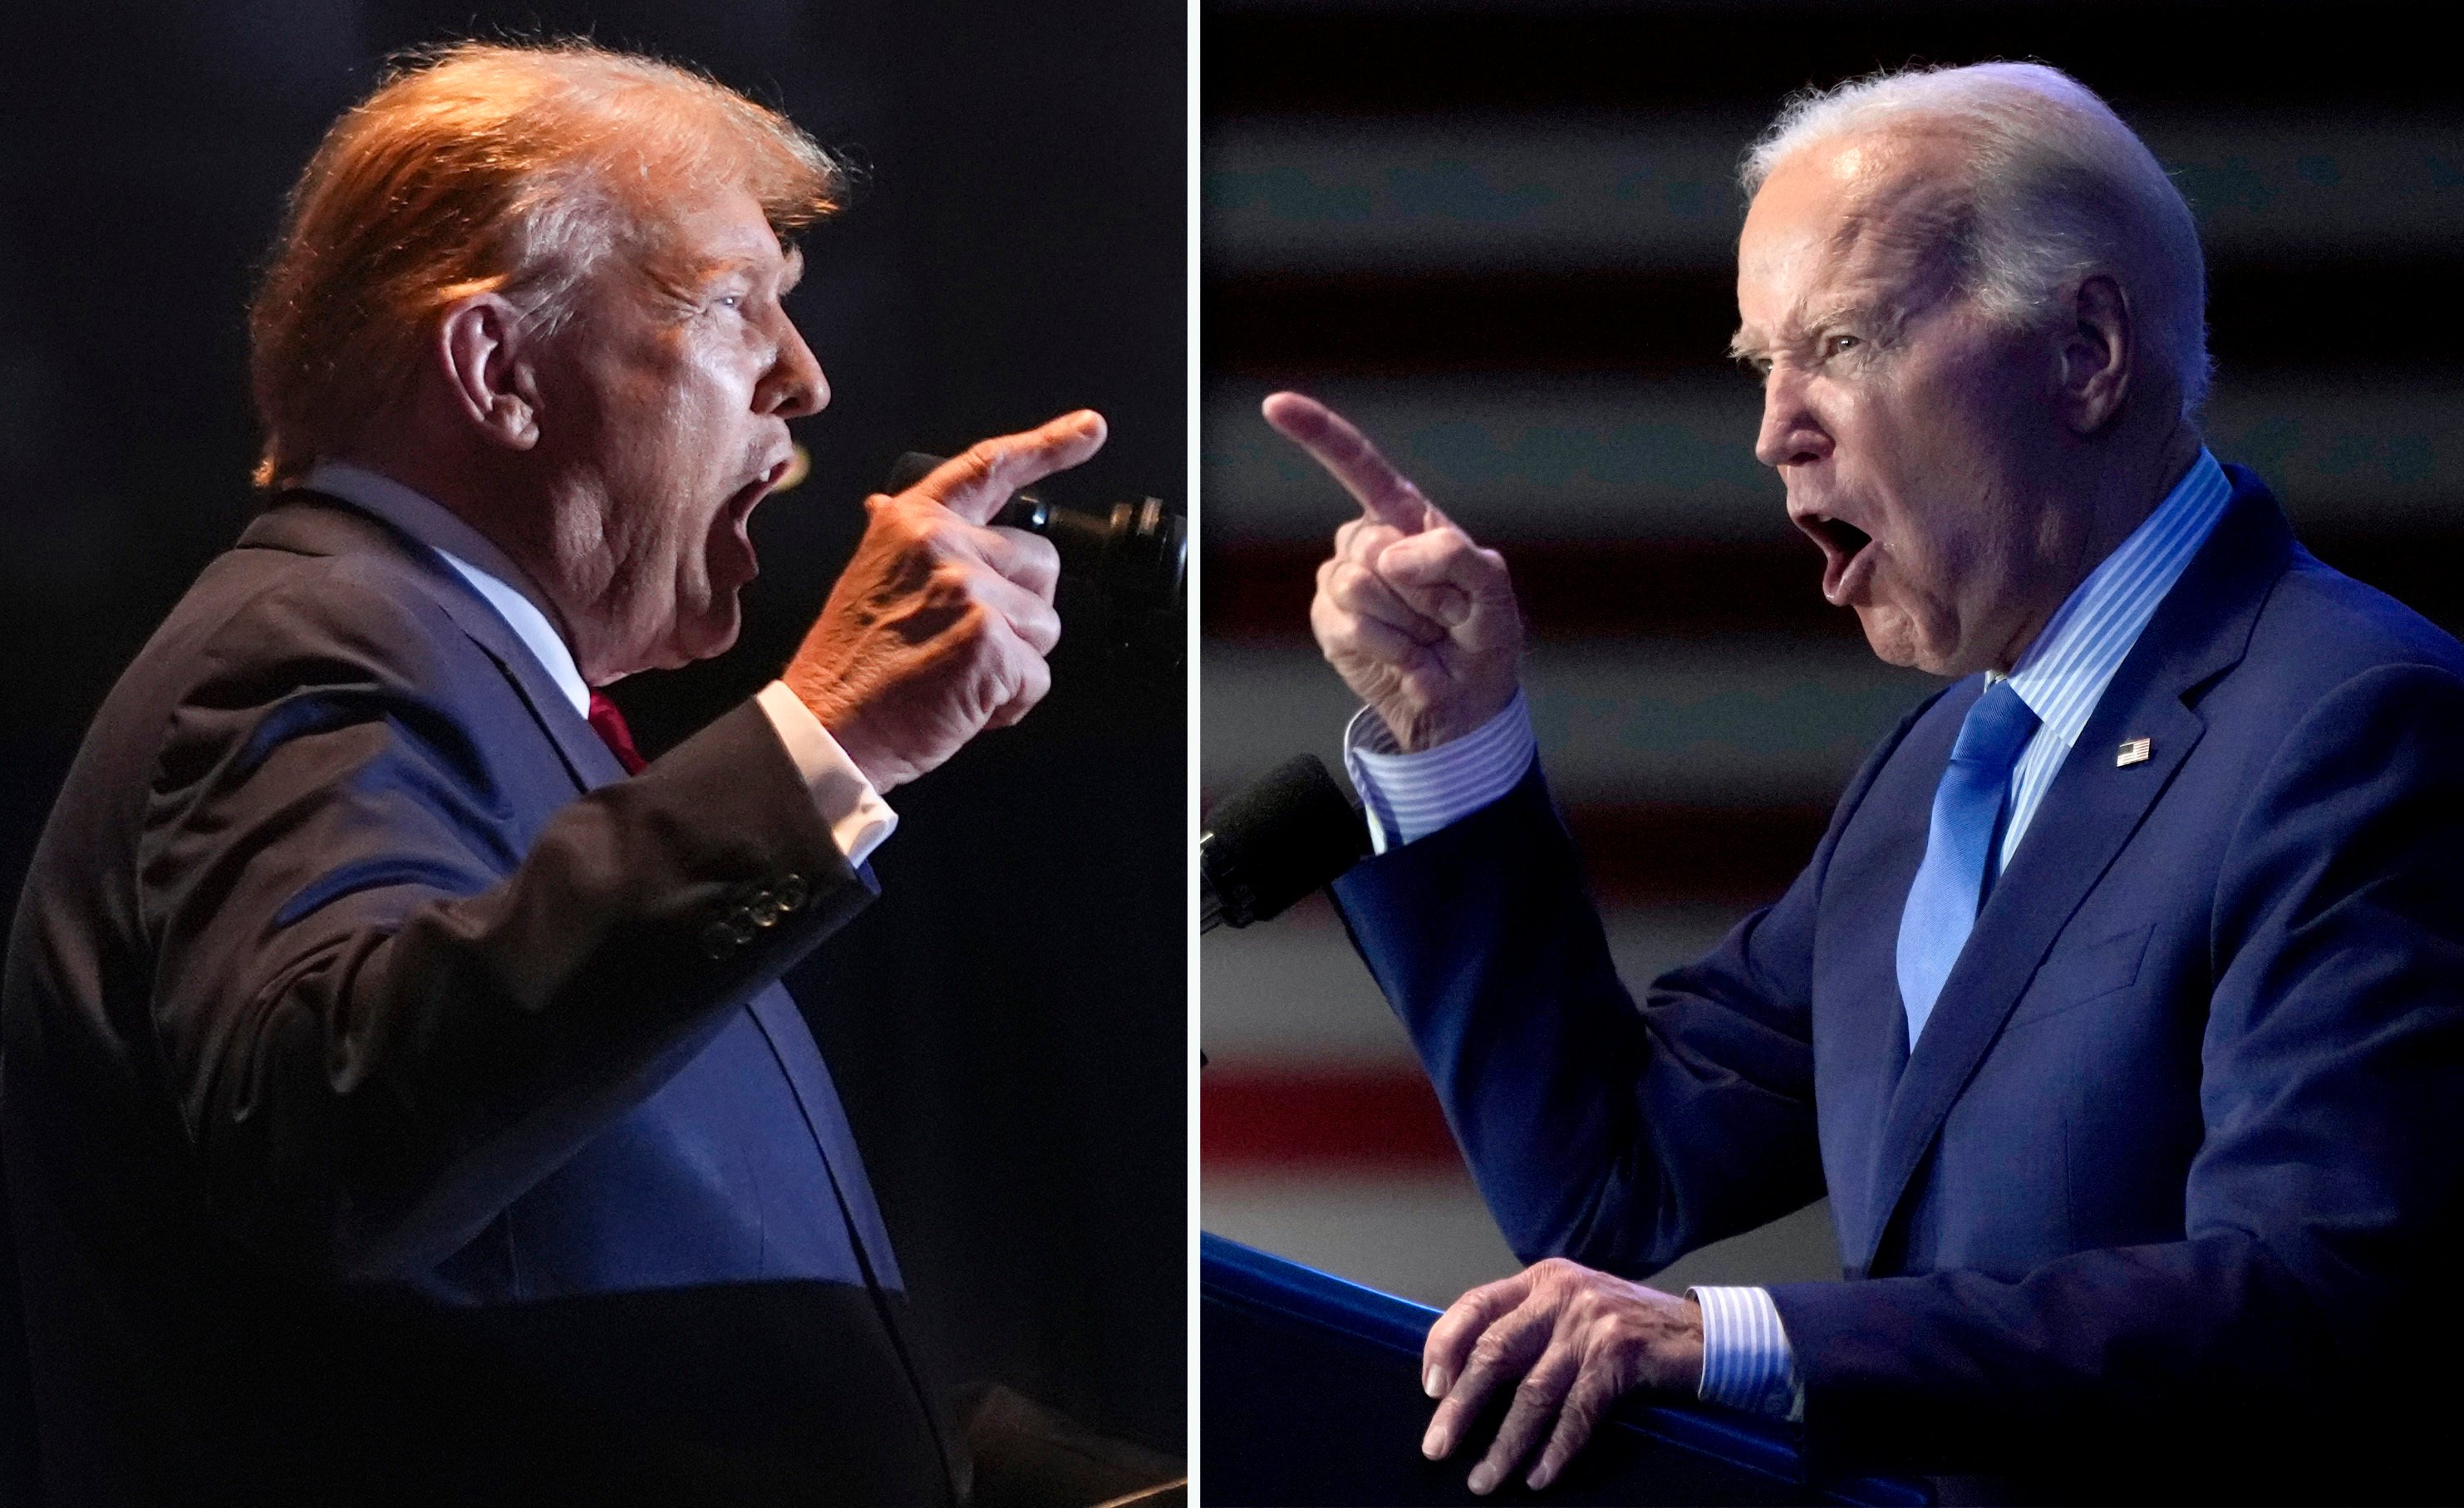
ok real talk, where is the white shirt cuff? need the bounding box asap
[754,680,898,868]
[1690,1285,1803,1422]
[1341,690,1537,853]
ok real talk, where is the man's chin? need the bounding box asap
[671,609,743,667]
[628,598,745,674]
[1853,607,1945,675]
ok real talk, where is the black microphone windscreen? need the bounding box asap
[887,452,939,494]
[1202,754,1370,927]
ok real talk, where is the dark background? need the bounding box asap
[0,0,1186,1469]
[1199,0,2464,1307]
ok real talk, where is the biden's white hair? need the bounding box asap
[1743,61,2210,419]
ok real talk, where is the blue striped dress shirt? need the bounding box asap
[1342,448,2234,1421]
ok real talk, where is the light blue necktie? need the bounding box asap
[1896,680,2041,1044]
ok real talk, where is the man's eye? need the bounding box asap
[1822,333,1862,359]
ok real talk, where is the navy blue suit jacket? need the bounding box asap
[1332,470,2464,1486]
[2,496,957,1503]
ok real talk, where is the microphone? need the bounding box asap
[887,451,1186,616]
[1202,755,1371,932]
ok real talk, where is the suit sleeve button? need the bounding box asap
[700,921,736,960]
[775,874,809,913]
[750,896,784,929]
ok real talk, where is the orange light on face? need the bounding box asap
[775,442,811,493]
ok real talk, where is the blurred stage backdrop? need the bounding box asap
[0,0,1184,1456]
[1200,1,2464,1308]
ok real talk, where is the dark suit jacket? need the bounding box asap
[1332,470,2464,1492]
[2,495,959,1504]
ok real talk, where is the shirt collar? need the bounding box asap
[301,460,593,718]
[1994,447,2233,749]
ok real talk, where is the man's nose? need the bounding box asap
[1753,366,1829,470]
[760,317,829,420]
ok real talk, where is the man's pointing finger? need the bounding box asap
[917,410,1109,527]
[1262,391,1432,532]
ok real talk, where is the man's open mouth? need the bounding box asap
[1803,515,1874,605]
[715,478,775,581]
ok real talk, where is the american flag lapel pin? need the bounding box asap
[2116,737,2152,768]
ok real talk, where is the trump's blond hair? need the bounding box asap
[248,39,840,490]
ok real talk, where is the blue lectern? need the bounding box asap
[1202,1233,1930,1506]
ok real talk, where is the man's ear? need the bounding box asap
[436,293,543,450]
[2057,274,2133,436]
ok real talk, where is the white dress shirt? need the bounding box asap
[302,461,897,867]
[1342,449,2235,1422]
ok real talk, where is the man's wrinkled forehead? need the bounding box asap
[1735,128,1975,346]
[598,160,802,293]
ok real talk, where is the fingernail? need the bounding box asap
[1421,1422,1448,1460]
[1424,1365,1446,1397]
[1528,1462,1556,1491]
[1467,1464,1498,1496]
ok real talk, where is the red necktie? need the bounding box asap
[586,691,647,775]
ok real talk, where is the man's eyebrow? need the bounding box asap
[1730,309,1816,361]
[1801,302,1862,336]
[1732,299,1895,364]
[1815,296,1914,345]
[648,254,745,299]
[664,248,799,292]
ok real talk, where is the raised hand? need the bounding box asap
[1262,391,1522,752]
[1420,1258,1705,1496]
[784,410,1105,790]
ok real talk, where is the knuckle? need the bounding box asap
[928,560,979,602]
[1006,670,1050,715]
[883,507,945,557]
[957,439,1005,480]
[957,601,996,649]
[1313,597,1367,643]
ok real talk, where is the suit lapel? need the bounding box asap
[1852,470,2294,1271]
[1810,688,1963,1273]
[239,494,627,793]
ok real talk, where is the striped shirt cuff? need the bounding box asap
[1342,690,1537,852]
[1690,1285,1803,1422]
